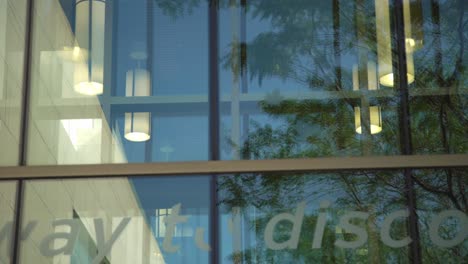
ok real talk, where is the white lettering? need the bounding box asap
[380,210,411,248]
[429,210,468,248]
[312,200,331,249]
[163,203,189,253]
[39,219,79,257]
[264,201,305,250]
[335,211,369,249]
[92,217,130,264]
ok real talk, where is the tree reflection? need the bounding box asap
[155,0,466,262]
[216,0,466,263]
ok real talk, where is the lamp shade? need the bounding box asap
[124,112,151,142]
[353,61,383,135]
[73,0,106,95]
[404,0,424,52]
[375,0,415,87]
[124,67,151,142]
[126,69,150,96]
[354,106,383,134]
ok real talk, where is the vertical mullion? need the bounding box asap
[14,0,35,260]
[393,0,422,263]
[145,0,154,163]
[209,0,220,263]
[209,2,220,161]
[11,181,24,264]
[101,0,114,163]
[18,0,34,166]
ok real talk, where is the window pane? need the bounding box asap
[0,181,17,263]
[410,0,467,155]
[219,0,467,160]
[219,0,402,160]
[414,168,467,263]
[0,0,27,165]
[219,171,411,263]
[27,0,209,165]
[19,176,210,263]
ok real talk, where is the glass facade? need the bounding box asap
[219,170,467,263]
[0,0,466,263]
[19,176,210,263]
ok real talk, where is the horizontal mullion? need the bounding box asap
[0,154,467,180]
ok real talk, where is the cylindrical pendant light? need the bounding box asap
[375,0,415,87]
[353,61,383,135]
[124,55,152,142]
[125,69,150,97]
[404,0,424,52]
[74,0,106,95]
[124,112,151,142]
[354,106,383,135]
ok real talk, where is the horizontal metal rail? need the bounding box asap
[0,154,467,180]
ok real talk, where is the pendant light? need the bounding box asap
[375,0,415,87]
[353,62,383,135]
[124,52,152,142]
[404,0,424,52]
[73,0,106,96]
[124,112,151,142]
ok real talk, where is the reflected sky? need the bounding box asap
[25,0,467,165]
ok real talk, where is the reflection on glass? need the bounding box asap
[219,169,468,263]
[353,62,383,135]
[124,112,151,142]
[124,53,152,142]
[403,0,424,52]
[354,106,382,135]
[220,0,401,160]
[413,169,467,263]
[73,0,106,96]
[220,0,466,160]
[0,181,17,264]
[19,176,210,264]
[27,0,208,164]
[219,171,411,263]
[25,0,467,164]
[0,0,27,165]
[375,0,415,87]
[410,0,467,155]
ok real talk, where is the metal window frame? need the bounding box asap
[0,154,467,180]
[3,0,468,264]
